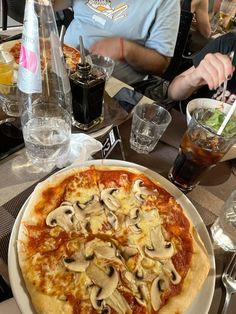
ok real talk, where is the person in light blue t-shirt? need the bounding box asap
[53,0,180,85]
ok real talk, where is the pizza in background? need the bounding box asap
[17,165,210,314]
[1,40,80,73]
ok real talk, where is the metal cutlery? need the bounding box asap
[221,253,236,314]
[221,51,235,103]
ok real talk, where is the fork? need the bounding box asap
[222,253,236,314]
[221,51,235,103]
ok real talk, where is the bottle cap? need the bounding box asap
[77,62,91,78]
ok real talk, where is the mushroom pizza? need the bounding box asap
[17,165,210,314]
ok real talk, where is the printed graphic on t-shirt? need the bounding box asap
[86,0,128,20]
[212,86,236,105]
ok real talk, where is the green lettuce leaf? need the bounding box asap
[201,109,236,136]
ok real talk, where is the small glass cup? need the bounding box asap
[219,0,236,30]
[168,108,236,192]
[90,54,115,82]
[0,83,21,117]
[130,102,172,154]
[211,190,236,251]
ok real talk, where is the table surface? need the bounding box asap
[0,76,236,314]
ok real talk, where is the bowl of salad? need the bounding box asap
[186,98,236,161]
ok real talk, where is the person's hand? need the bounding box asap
[190,53,235,90]
[89,37,124,60]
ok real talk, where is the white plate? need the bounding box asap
[0,39,20,52]
[8,159,216,314]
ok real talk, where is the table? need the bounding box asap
[0,77,236,313]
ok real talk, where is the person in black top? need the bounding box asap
[168,32,236,105]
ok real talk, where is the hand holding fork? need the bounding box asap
[221,51,235,103]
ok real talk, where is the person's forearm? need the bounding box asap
[124,40,170,76]
[195,19,211,38]
[52,0,70,11]
[168,68,201,101]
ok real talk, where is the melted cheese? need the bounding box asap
[65,186,100,204]
[90,212,108,233]
[114,188,139,215]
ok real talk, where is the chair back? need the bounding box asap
[1,0,25,30]
[1,0,74,31]
[162,0,193,81]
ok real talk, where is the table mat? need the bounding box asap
[0,170,58,265]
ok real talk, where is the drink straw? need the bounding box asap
[217,99,236,135]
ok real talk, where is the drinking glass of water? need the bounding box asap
[130,102,172,154]
[21,101,71,172]
[211,190,236,251]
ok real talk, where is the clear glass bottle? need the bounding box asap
[17,0,72,171]
[70,61,106,130]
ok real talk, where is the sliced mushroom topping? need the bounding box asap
[63,250,90,272]
[130,207,140,220]
[60,201,73,206]
[86,263,119,300]
[85,239,112,258]
[94,246,116,260]
[101,188,120,211]
[73,202,86,221]
[46,205,75,232]
[132,180,154,202]
[122,246,138,260]
[163,260,182,285]
[144,226,174,260]
[120,271,139,296]
[151,275,169,311]
[106,289,132,314]
[90,285,104,310]
[101,307,111,314]
[73,195,103,220]
[107,211,118,230]
[136,283,149,307]
[126,208,141,227]
[135,268,144,280]
[129,223,142,234]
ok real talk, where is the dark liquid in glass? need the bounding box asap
[169,132,224,192]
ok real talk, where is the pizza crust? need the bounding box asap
[159,226,210,314]
[24,279,73,314]
[17,165,210,314]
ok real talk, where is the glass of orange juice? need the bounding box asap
[0,48,14,85]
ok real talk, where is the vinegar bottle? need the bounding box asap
[17,0,72,171]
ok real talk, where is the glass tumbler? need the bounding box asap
[91,54,115,82]
[130,102,172,154]
[168,109,236,192]
[211,190,236,251]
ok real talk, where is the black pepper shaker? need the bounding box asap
[70,36,105,130]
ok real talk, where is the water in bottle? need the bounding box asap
[17,0,72,171]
